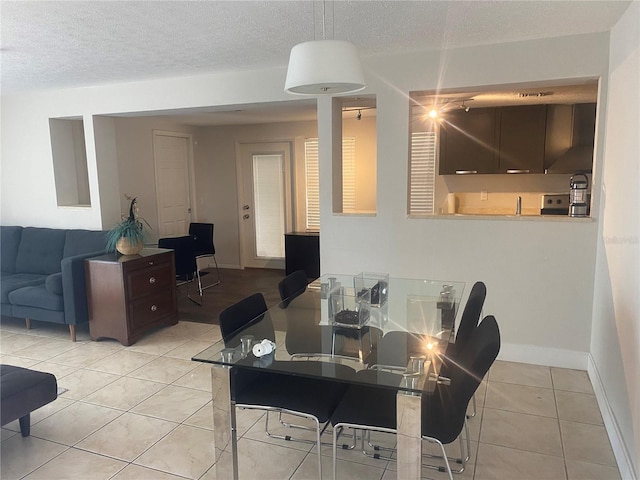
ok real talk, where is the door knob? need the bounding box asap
[243,214,250,220]
[243,205,250,210]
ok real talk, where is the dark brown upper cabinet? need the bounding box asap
[438,103,595,175]
[496,105,547,174]
[439,108,498,175]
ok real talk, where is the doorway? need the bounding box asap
[153,131,195,237]
[238,142,293,269]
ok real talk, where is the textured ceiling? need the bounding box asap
[0,0,632,95]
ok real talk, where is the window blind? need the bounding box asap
[304,137,357,230]
[408,131,436,214]
[342,137,356,213]
[304,140,320,230]
[253,154,285,257]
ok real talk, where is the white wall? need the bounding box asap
[591,1,639,477]
[0,68,292,229]
[112,116,198,243]
[191,120,318,268]
[319,33,610,359]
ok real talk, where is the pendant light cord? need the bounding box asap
[322,0,326,40]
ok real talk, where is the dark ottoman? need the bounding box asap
[1,365,57,436]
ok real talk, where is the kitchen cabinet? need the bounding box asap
[438,104,594,175]
[85,248,178,346]
[497,105,547,174]
[439,108,498,175]
[285,232,320,279]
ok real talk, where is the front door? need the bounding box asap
[239,142,292,269]
[153,131,193,237]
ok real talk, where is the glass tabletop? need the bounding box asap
[193,274,465,393]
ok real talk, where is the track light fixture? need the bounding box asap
[342,105,375,120]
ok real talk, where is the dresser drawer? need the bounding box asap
[126,264,173,299]
[129,293,176,331]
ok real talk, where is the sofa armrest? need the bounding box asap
[60,250,106,325]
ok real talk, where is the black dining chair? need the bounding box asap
[445,281,487,358]
[330,315,500,480]
[219,292,355,480]
[157,235,202,305]
[278,270,309,308]
[367,281,486,374]
[188,222,221,294]
[442,281,486,418]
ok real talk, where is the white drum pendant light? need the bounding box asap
[285,40,366,95]
[285,2,366,95]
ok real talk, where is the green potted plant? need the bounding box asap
[106,196,150,255]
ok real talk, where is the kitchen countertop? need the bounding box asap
[409,213,594,222]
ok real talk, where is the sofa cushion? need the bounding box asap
[45,273,64,295]
[8,285,64,312]
[63,230,108,258]
[1,226,23,274]
[0,274,47,303]
[15,228,66,275]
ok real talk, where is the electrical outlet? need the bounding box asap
[481,190,488,201]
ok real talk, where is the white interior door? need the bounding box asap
[153,132,193,238]
[239,142,292,269]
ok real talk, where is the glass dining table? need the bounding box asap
[193,274,465,480]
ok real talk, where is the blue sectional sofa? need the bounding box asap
[1,226,108,341]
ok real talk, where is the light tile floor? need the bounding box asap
[0,318,622,480]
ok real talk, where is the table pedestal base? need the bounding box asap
[396,391,422,480]
[211,367,237,480]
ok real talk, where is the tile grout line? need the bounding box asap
[550,367,570,480]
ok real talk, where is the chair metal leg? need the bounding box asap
[177,274,203,306]
[333,425,341,480]
[195,255,221,295]
[425,437,454,480]
[466,393,477,418]
[420,421,469,473]
[239,405,325,479]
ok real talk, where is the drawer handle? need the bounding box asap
[148,261,154,266]
[150,305,158,312]
[149,277,156,284]
[455,170,478,174]
[507,169,530,174]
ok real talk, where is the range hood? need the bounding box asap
[545,103,596,174]
[546,144,594,174]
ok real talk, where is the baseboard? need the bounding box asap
[218,263,241,269]
[587,355,638,480]
[498,342,589,369]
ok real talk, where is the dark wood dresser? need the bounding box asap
[85,248,178,346]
